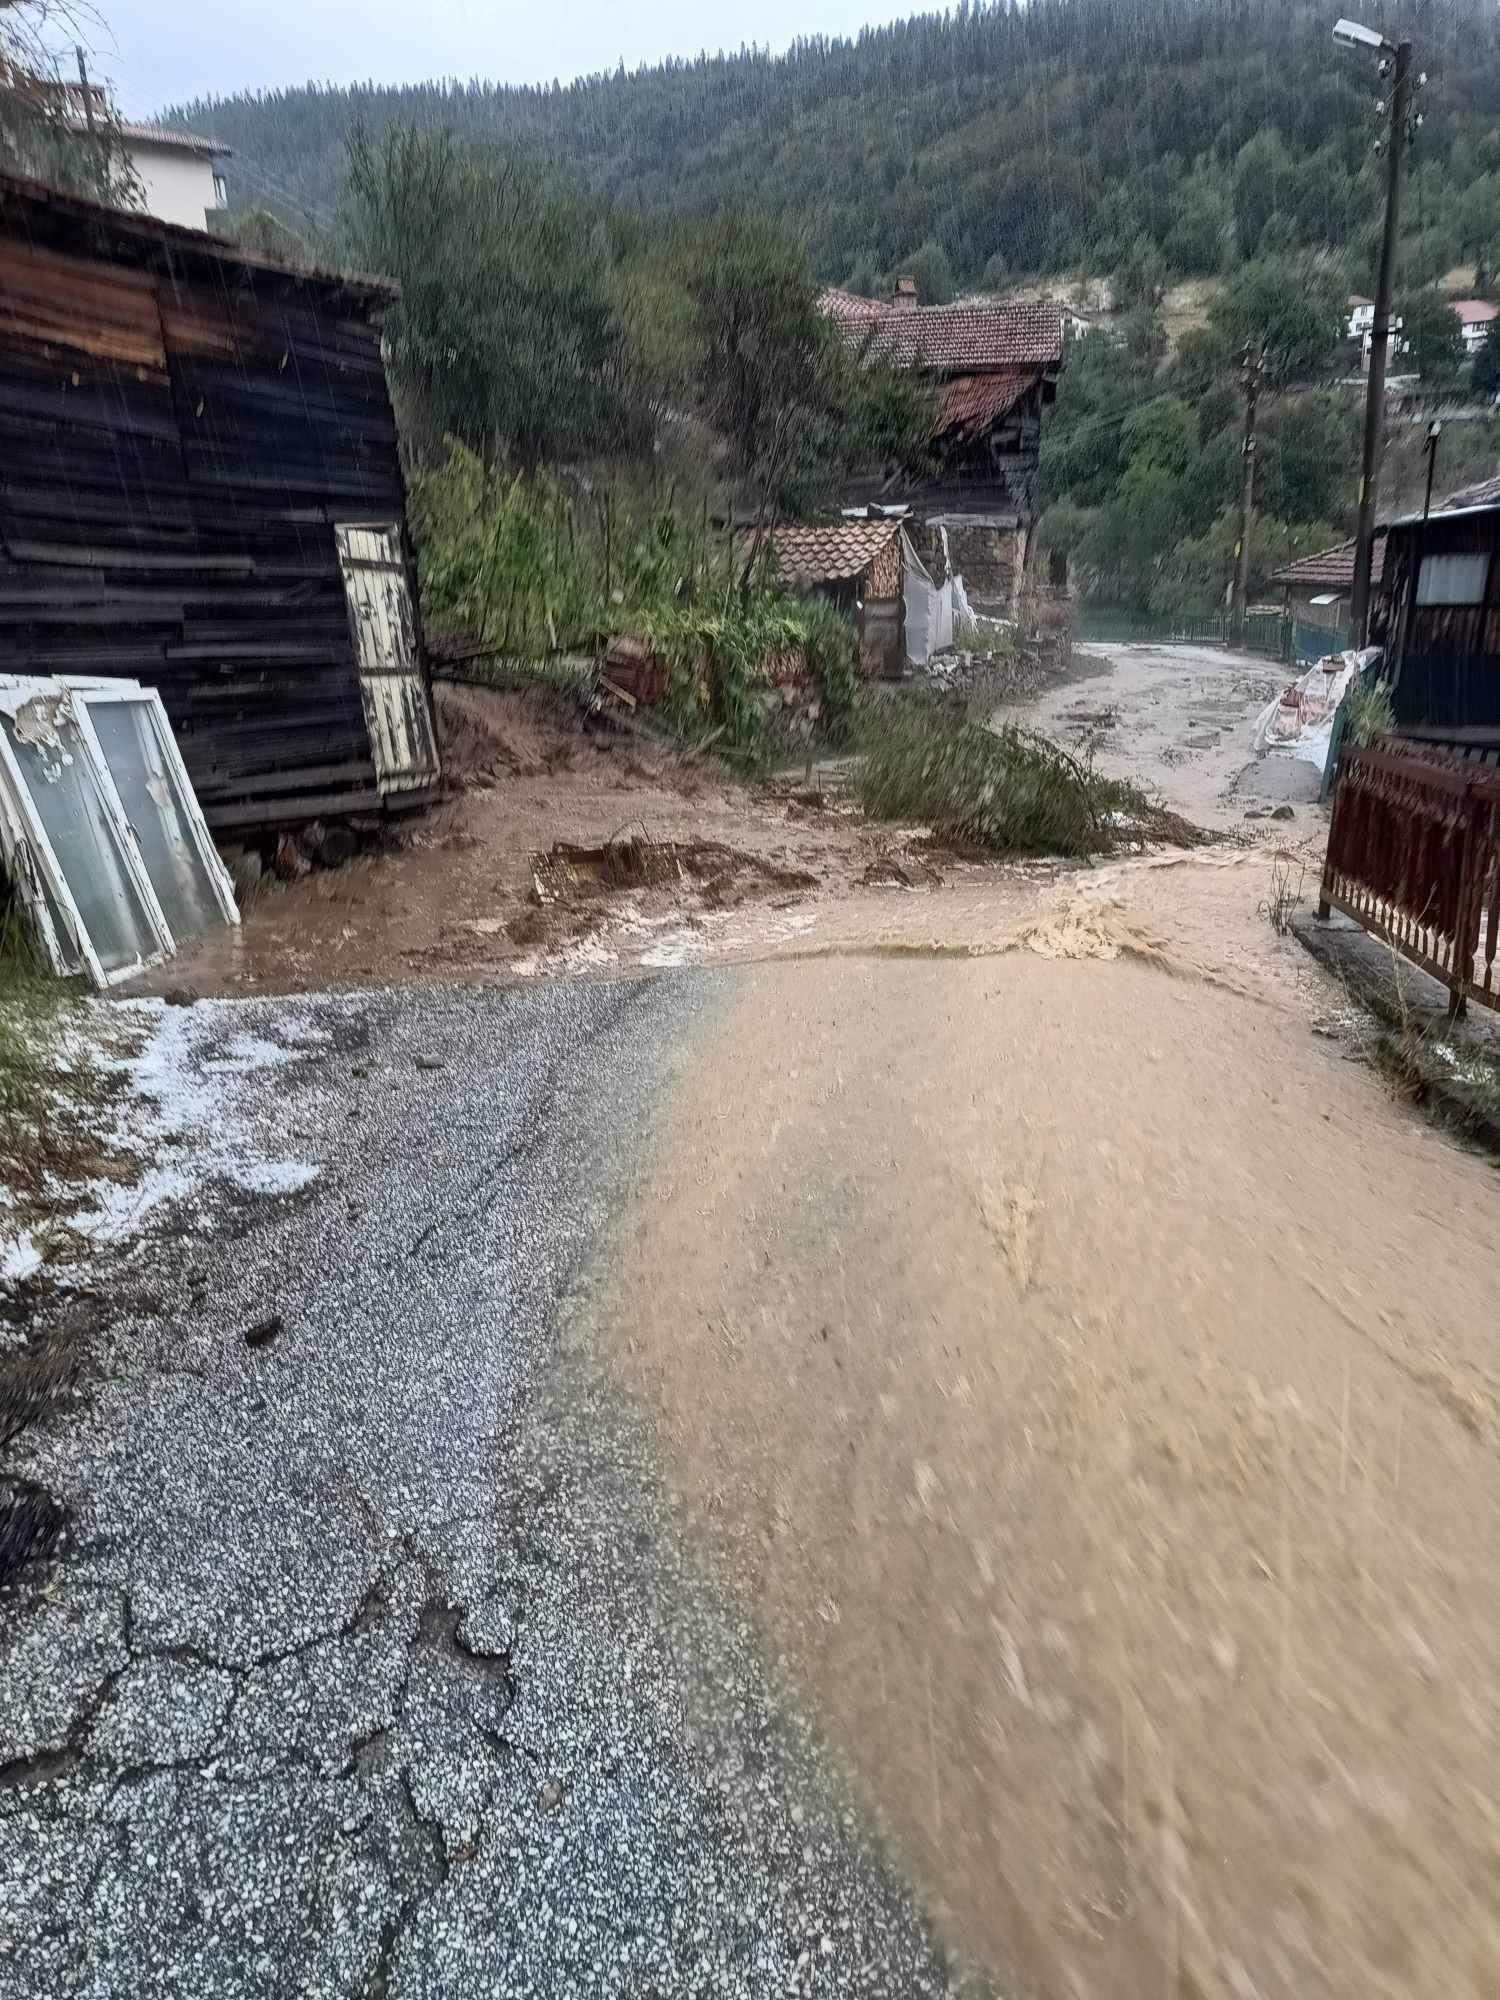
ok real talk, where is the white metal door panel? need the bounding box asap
[335,524,441,793]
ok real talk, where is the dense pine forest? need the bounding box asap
[160,0,1500,613]
[172,0,1500,291]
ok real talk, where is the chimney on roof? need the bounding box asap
[893,275,919,311]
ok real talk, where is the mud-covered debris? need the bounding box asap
[861,857,916,889]
[414,1054,447,1072]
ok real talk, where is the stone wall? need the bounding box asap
[909,520,1028,610]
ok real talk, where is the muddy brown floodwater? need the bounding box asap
[593,919,1500,2000]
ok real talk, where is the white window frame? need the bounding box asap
[0,679,237,988]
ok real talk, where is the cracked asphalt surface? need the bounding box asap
[1,978,967,1998]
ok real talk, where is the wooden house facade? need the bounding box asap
[1372,492,1500,742]
[0,173,440,833]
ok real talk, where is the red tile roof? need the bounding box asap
[1450,299,1499,324]
[1270,535,1384,591]
[1443,474,1500,508]
[934,368,1040,438]
[824,297,1063,373]
[818,286,886,323]
[739,518,904,587]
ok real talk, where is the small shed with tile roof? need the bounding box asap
[738,517,911,678]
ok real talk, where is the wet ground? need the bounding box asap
[138,644,1322,1003]
[15,641,1488,1999]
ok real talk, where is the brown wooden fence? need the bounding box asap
[1319,741,1500,1014]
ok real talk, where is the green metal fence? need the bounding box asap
[1074,607,1291,659]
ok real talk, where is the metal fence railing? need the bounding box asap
[1320,740,1500,1014]
[1073,608,1295,660]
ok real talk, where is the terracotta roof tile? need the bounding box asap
[826,298,1063,372]
[934,369,1039,437]
[1269,536,1383,591]
[65,115,231,156]
[739,518,903,586]
[817,286,886,323]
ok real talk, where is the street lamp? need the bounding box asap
[1334,17,1415,645]
[1333,16,1388,51]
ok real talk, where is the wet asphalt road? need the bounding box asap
[0,977,968,1999]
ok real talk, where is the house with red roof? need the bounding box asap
[1450,298,1499,358]
[819,278,1064,614]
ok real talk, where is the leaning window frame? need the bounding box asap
[0,679,237,987]
[69,683,239,941]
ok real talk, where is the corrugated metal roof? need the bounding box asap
[739,518,903,586]
[825,297,1063,372]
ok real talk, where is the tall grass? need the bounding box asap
[0,881,66,1117]
[411,444,861,755]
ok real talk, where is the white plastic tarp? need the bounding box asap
[0,675,238,988]
[1251,647,1380,773]
[903,539,956,665]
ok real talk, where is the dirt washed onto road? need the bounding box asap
[593,921,1500,2000]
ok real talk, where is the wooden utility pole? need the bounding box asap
[1231,342,1262,647]
[1350,37,1413,645]
[75,48,96,134]
[1422,418,1442,520]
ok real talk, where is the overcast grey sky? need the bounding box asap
[82,1,919,116]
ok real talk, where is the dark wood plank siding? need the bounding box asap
[1387,512,1500,733]
[0,207,425,830]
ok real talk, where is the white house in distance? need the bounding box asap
[1451,298,1499,358]
[1347,294,1374,344]
[59,83,230,230]
[111,120,229,230]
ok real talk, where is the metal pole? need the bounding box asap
[1350,37,1412,645]
[1232,342,1261,648]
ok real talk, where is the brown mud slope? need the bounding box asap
[594,934,1500,2000]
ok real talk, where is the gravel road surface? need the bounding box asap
[0,978,967,1999]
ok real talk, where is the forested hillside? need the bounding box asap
[173,0,1500,290]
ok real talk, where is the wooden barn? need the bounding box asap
[819,287,1064,612]
[0,173,440,833]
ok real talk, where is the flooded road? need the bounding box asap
[592,927,1500,2000]
[575,642,1500,2000]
